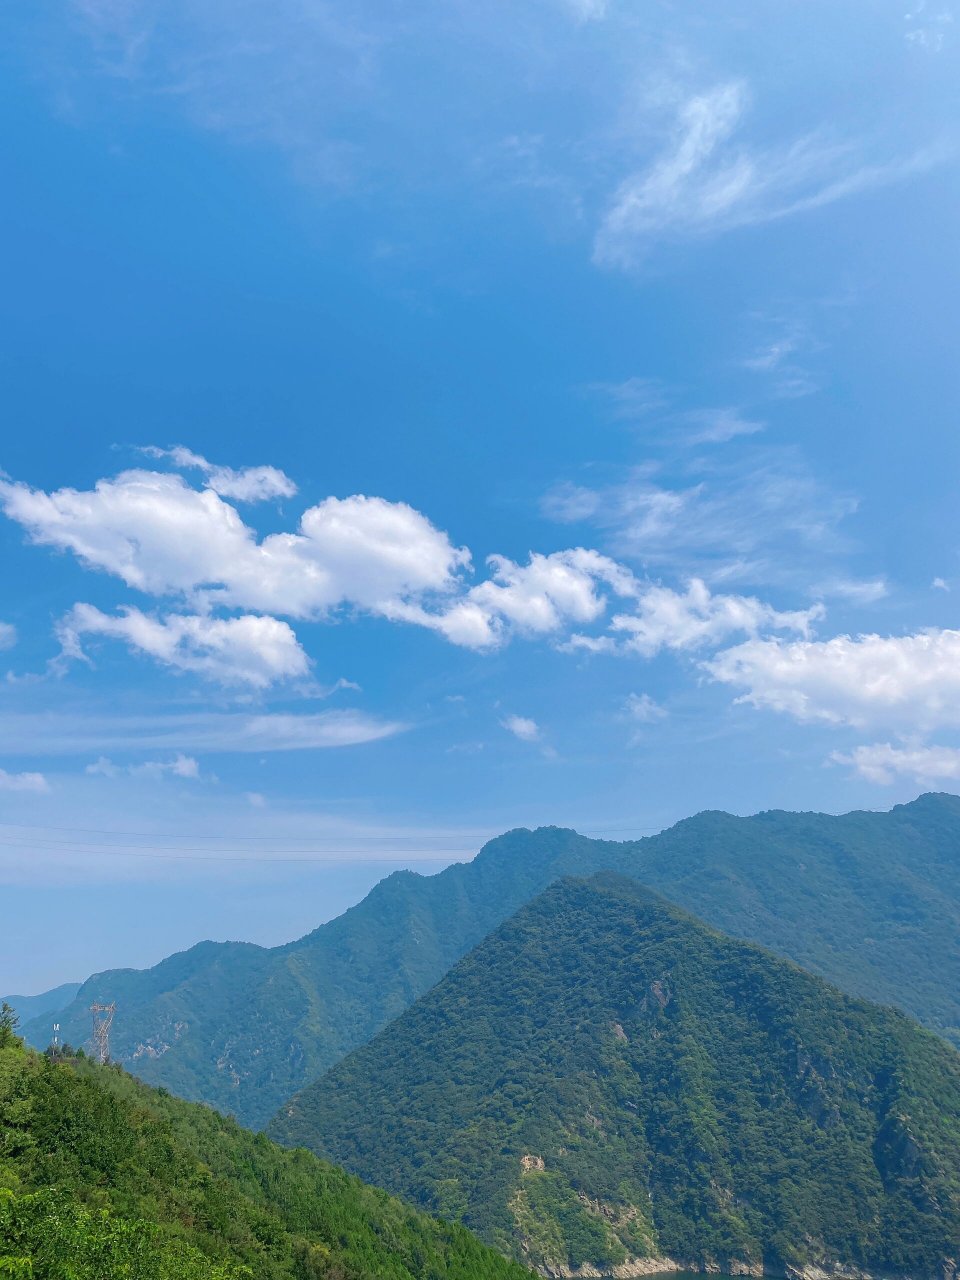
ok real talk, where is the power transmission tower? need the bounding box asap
[90,1002,116,1065]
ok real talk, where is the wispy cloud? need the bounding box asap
[593,81,949,269]
[0,709,407,755]
[588,377,668,421]
[684,408,764,445]
[542,449,861,591]
[0,623,16,651]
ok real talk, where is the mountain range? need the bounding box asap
[271,873,960,1278]
[18,792,960,1129]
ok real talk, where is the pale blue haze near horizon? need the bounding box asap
[2,0,959,993]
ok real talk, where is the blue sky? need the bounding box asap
[3,0,960,994]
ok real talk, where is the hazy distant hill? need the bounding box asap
[24,793,960,1128]
[0,1033,529,1280]
[271,874,960,1278]
[1,981,80,1027]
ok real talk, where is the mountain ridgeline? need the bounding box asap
[22,793,960,1128]
[0,1032,530,1280]
[271,874,960,1278]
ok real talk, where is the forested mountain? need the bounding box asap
[0,1023,529,1280]
[23,792,960,1128]
[271,875,960,1278]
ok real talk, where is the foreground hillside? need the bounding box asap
[272,875,960,1278]
[0,1030,530,1280]
[25,792,960,1127]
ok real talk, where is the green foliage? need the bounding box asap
[21,793,960,1127]
[271,874,960,1277]
[0,1010,20,1054]
[0,1042,530,1280]
[0,1186,247,1279]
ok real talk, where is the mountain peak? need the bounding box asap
[272,874,960,1278]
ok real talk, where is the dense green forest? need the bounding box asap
[271,875,960,1277]
[0,1012,531,1280]
[19,793,960,1128]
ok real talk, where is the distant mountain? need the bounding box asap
[0,1032,529,1280]
[1,980,81,1025]
[24,792,960,1128]
[271,874,960,1279]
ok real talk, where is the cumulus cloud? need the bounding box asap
[501,714,540,742]
[59,604,310,688]
[0,622,16,650]
[86,753,202,779]
[706,628,960,731]
[831,742,960,786]
[568,578,820,657]
[440,548,637,648]
[0,471,470,620]
[0,767,49,792]
[593,81,945,269]
[142,446,297,502]
[0,460,844,675]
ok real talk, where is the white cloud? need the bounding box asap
[86,753,201,780]
[0,622,16,650]
[0,768,49,793]
[501,714,540,742]
[685,408,764,445]
[707,628,960,731]
[570,578,821,658]
[623,692,666,722]
[59,604,310,688]
[380,548,638,649]
[933,576,950,591]
[0,471,470,622]
[593,81,946,269]
[143,445,297,502]
[245,791,266,807]
[831,742,960,786]
[0,709,405,755]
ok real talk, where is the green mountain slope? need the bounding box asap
[0,1030,529,1280]
[25,792,960,1128]
[270,874,960,1278]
